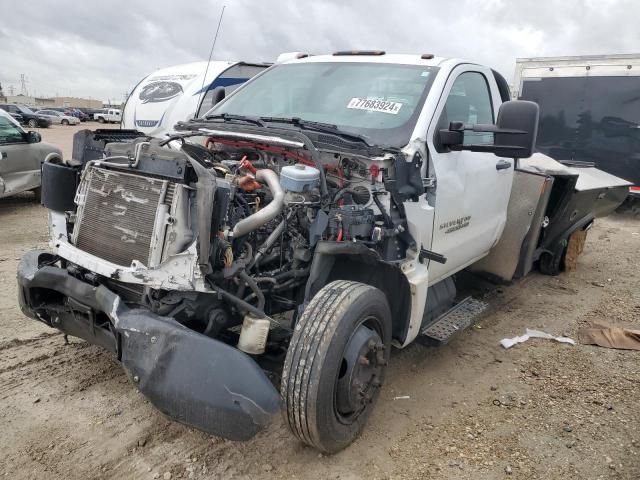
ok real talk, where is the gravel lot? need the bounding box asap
[0,125,638,479]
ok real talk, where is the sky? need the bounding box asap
[1,0,639,102]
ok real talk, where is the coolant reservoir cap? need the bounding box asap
[281,164,320,180]
[280,164,320,192]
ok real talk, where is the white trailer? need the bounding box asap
[121,61,269,137]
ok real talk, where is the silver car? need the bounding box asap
[35,109,80,126]
[0,110,62,201]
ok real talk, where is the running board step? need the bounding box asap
[420,297,488,343]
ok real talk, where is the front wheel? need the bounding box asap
[281,280,392,453]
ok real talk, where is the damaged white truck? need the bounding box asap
[17,52,630,453]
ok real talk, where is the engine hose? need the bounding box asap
[373,192,393,228]
[239,271,265,311]
[273,267,311,282]
[214,287,265,318]
[250,219,286,270]
[332,187,360,205]
[232,169,285,238]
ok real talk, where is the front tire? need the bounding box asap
[281,280,392,453]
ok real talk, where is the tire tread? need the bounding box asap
[282,280,373,450]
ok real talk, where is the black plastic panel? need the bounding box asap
[520,76,640,185]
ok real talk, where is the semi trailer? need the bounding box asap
[18,51,630,453]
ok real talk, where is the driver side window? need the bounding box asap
[0,117,26,145]
[440,71,494,145]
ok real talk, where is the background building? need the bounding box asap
[3,94,103,109]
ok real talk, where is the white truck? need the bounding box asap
[19,51,629,453]
[93,108,121,123]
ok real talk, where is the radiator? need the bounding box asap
[72,167,174,267]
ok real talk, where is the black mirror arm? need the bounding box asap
[451,143,527,154]
[448,121,527,136]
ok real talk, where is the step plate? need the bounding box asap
[421,297,488,343]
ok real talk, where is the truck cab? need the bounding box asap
[93,108,121,123]
[17,52,627,453]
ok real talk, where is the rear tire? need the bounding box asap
[97,117,105,123]
[61,119,69,126]
[28,119,37,128]
[539,245,565,276]
[32,187,42,203]
[281,280,392,453]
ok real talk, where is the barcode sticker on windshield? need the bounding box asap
[347,98,403,114]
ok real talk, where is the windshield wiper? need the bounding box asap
[203,113,265,127]
[259,116,373,146]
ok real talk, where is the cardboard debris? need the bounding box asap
[578,324,640,350]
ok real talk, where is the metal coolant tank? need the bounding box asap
[280,164,320,192]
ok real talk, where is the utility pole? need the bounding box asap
[19,74,29,96]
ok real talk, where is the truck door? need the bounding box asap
[425,66,513,284]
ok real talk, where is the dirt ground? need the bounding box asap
[0,125,639,479]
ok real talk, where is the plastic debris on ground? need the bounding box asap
[500,328,576,349]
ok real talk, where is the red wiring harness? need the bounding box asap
[205,137,315,166]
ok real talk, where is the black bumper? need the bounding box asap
[17,250,280,441]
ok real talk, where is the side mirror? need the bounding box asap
[27,131,42,143]
[439,100,540,159]
[493,100,539,158]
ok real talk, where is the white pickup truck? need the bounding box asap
[19,51,630,453]
[93,108,121,124]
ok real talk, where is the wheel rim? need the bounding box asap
[334,316,386,424]
[28,120,36,127]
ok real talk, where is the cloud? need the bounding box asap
[0,0,638,101]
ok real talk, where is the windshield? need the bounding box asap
[208,62,439,148]
[19,106,35,115]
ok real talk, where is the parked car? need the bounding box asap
[0,104,51,128]
[79,108,103,120]
[68,108,90,122]
[35,109,80,126]
[0,110,62,201]
[47,107,77,117]
[93,108,121,123]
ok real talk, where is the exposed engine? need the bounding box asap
[42,128,422,355]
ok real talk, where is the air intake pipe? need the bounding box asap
[232,169,285,238]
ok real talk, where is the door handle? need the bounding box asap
[496,159,512,171]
